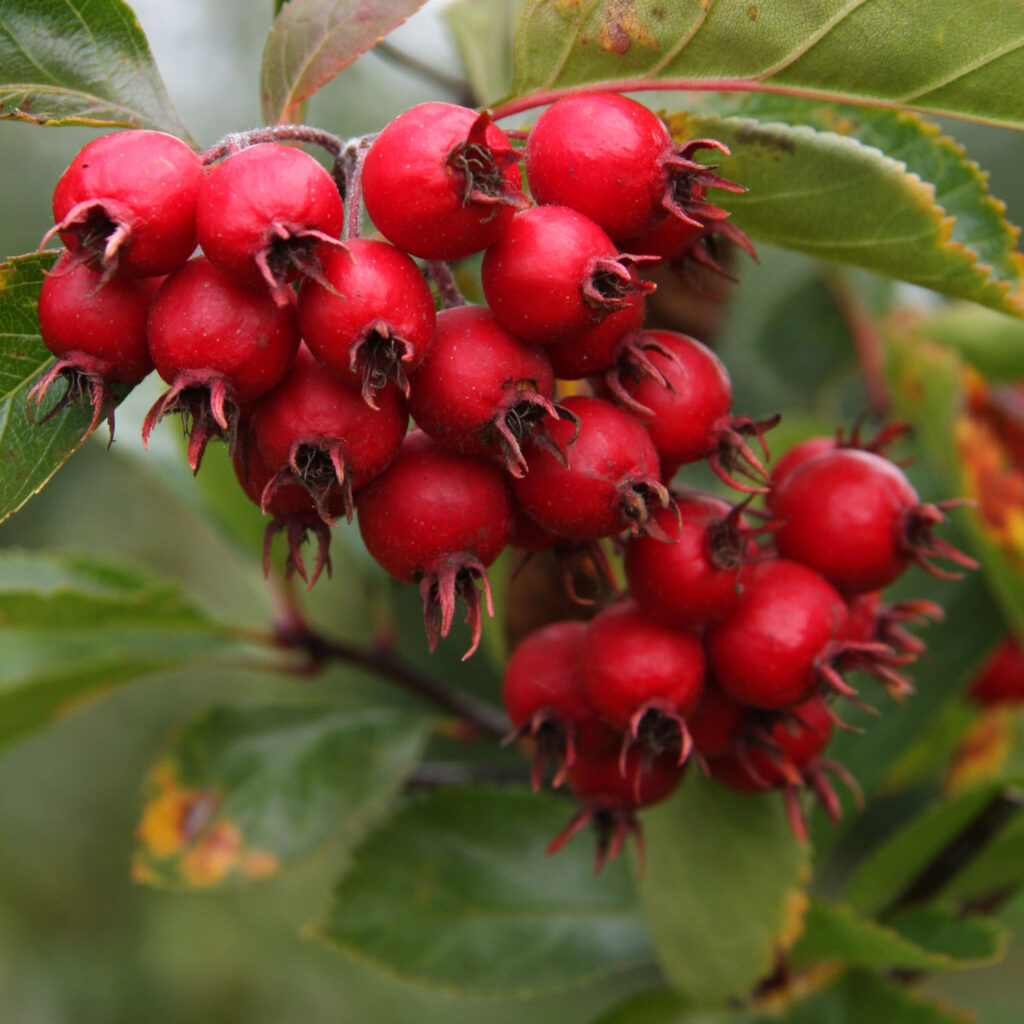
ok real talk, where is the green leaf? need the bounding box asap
[790,899,1005,971]
[445,0,523,106]
[509,0,1024,130]
[316,786,654,996]
[260,0,431,125]
[132,700,433,889]
[0,253,106,525]
[0,549,240,748]
[637,772,809,1006]
[682,112,1024,318]
[0,0,190,135]
[846,780,1024,914]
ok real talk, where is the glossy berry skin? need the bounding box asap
[481,206,652,344]
[568,746,685,810]
[196,143,343,301]
[579,601,705,734]
[250,345,407,522]
[526,93,673,242]
[356,430,514,658]
[38,254,155,384]
[298,239,436,405]
[969,637,1024,705]
[624,493,751,630]
[142,256,300,470]
[49,130,203,279]
[512,395,670,541]
[706,559,848,710]
[773,449,920,594]
[361,103,525,260]
[547,295,645,380]
[687,683,747,759]
[407,305,561,476]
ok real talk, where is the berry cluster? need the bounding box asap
[31,95,975,863]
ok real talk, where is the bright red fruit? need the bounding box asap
[356,431,513,659]
[298,238,436,407]
[361,103,527,260]
[772,448,977,594]
[47,130,203,280]
[481,206,654,344]
[196,143,344,304]
[512,395,672,541]
[30,253,156,437]
[142,256,300,470]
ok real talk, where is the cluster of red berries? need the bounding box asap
[503,421,978,866]
[31,94,976,863]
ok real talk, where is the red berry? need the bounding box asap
[298,238,436,407]
[196,143,344,304]
[249,345,407,523]
[29,253,157,437]
[356,431,513,659]
[47,130,203,280]
[687,683,748,759]
[772,448,977,594]
[706,559,848,710]
[407,305,568,476]
[601,329,776,491]
[546,296,646,381]
[969,637,1024,705]
[579,600,705,763]
[481,206,654,344]
[624,492,758,630]
[142,256,300,471]
[524,93,745,244]
[362,104,527,260]
[512,395,672,541]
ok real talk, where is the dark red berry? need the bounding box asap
[298,238,436,407]
[481,206,654,344]
[524,93,745,243]
[579,600,705,765]
[362,103,527,261]
[46,130,203,281]
[601,329,777,491]
[356,430,513,658]
[249,345,407,523]
[772,448,977,594]
[142,256,300,471]
[29,253,156,437]
[969,637,1024,705]
[546,296,646,381]
[512,395,673,541]
[196,143,344,304]
[624,492,761,630]
[407,305,569,476]
[705,559,848,710]
[687,683,748,759]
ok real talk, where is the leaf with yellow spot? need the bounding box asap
[133,701,433,890]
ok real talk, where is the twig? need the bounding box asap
[373,39,470,99]
[406,762,531,790]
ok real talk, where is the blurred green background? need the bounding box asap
[4,1,1024,1021]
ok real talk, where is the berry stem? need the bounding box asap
[425,260,468,309]
[201,125,344,163]
[342,138,372,240]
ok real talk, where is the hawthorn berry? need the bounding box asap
[356,430,514,659]
[361,103,527,260]
[46,130,203,281]
[481,206,654,344]
[969,637,1024,705]
[29,253,157,438]
[142,256,300,471]
[406,305,570,477]
[196,142,344,304]
[297,238,436,407]
[512,395,673,541]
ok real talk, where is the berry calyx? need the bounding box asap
[362,104,528,261]
[298,238,436,407]
[196,143,345,305]
[481,206,655,344]
[29,253,157,439]
[45,130,203,281]
[249,345,407,523]
[407,305,572,477]
[512,395,674,541]
[142,256,300,471]
[356,431,514,658]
